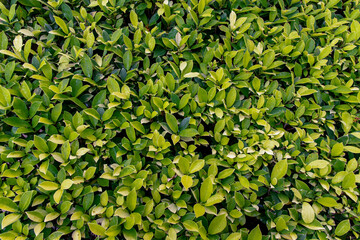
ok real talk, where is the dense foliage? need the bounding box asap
[1,0,360,239]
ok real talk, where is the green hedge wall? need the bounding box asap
[1,0,360,239]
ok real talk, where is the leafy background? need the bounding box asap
[0,0,360,239]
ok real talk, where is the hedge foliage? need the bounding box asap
[1,0,360,239]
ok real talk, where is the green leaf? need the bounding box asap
[344,146,360,153]
[83,193,94,211]
[126,188,137,211]
[13,98,28,119]
[81,54,93,78]
[13,35,22,52]
[226,233,242,240]
[302,202,315,224]
[86,32,95,48]
[342,172,356,189]
[271,160,288,182]
[183,220,199,232]
[0,197,19,212]
[189,160,205,174]
[0,31,8,50]
[0,85,11,107]
[148,36,155,52]
[263,50,275,67]
[341,112,352,134]
[335,220,350,236]
[318,46,331,60]
[1,213,21,229]
[208,214,227,235]
[317,197,338,207]
[130,10,138,28]
[307,160,329,169]
[276,217,287,232]
[179,128,198,138]
[166,113,178,133]
[61,3,73,21]
[19,191,33,212]
[34,136,49,153]
[200,177,213,202]
[88,223,106,236]
[214,119,225,133]
[84,167,97,180]
[331,142,343,157]
[61,140,71,160]
[26,211,44,222]
[226,88,237,108]
[198,0,205,14]
[51,103,62,122]
[198,87,208,103]
[61,179,73,190]
[3,117,31,128]
[181,175,193,190]
[107,77,120,93]
[165,73,175,91]
[123,50,133,71]
[84,108,100,120]
[194,203,205,218]
[39,181,59,191]
[54,16,69,34]
[248,225,262,240]
[179,94,191,110]
[123,35,133,50]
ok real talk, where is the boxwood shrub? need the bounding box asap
[1,0,360,239]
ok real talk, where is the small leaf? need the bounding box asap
[54,16,69,34]
[1,213,21,229]
[84,108,100,120]
[208,214,227,235]
[331,142,343,157]
[0,197,19,212]
[317,197,338,207]
[81,54,93,78]
[39,181,59,191]
[148,36,155,52]
[130,10,138,28]
[34,136,49,153]
[189,160,205,174]
[226,88,237,108]
[214,119,225,133]
[248,225,262,240]
[335,219,350,236]
[3,117,31,128]
[183,220,199,232]
[179,128,198,138]
[263,50,275,67]
[51,103,62,122]
[271,160,288,182]
[194,203,205,218]
[123,50,133,71]
[83,193,94,211]
[84,167,97,180]
[342,172,356,189]
[0,31,8,50]
[126,189,137,211]
[19,191,33,212]
[181,175,193,190]
[166,113,178,133]
[13,35,23,52]
[200,177,213,202]
[302,202,315,224]
[88,223,106,236]
[318,46,331,60]
[165,73,175,91]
